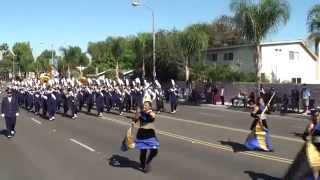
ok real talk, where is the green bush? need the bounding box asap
[196,65,257,82]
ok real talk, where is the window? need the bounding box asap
[289,51,299,60]
[211,53,217,61]
[297,78,302,84]
[292,78,302,84]
[224,52,234,61]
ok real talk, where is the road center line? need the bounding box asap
[101,117,293,164]
[31,118,42,125]
[158,114,303,143]
[69,138,96,152]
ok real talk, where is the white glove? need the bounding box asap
[16,113,19,117]
[1,114,4,118]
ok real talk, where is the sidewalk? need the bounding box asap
[199,103,310,120]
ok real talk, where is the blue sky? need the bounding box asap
[0,0,318,56]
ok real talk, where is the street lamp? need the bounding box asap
[132,0,157,81]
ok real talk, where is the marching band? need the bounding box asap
[4,76,175,123]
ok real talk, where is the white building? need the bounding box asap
[205,40,320,84]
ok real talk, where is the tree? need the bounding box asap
[12,42,34,75]
[133,33,151,79]
[78,53,89,66]
[60,46,82,78]
[36,49,56,73]
[307,4,320,55]
[230,0,290,80]
[179,26,209,82]
[109,37,124,78]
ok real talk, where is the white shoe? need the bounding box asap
[10,131,15,135]
[119,112,123,116]
[74,114,78,118]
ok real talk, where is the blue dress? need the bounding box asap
[245,105,273,152]
[135,112,160,150]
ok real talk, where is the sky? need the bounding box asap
[0,0,319,56]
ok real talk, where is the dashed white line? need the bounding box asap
[69,138,96,152]
[31,118,42,125]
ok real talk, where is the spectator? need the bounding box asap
[291,86,300,113]
[259,84,266,99]
[232,90,247,108]
[301,84,311,115]
[220,86,225,105]
[281,94,289,114]
[248,92,256,106]
[212,85,218,105]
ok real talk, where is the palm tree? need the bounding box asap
[179,26,208,83]
[60,46,82,78]
[307,4,320,55]
[230,0,290,80]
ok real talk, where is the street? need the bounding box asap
[0,103,308,180]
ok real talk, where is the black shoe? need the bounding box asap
[140,163,145,170]
[143,164,151,173]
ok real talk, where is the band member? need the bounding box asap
[95,88,105,117]
[86,87,94,113]
[68,89,78,119]
[54,86,62,113]
[133,100,160,173]
[26,89,34,111]
[34,88,41,115]
[284,110,320,179]
[245,97,273,152]
[62,89,69,116]
[115,85,125,116]
[104,86,113,112]
[1,89,19,138]
[124,82,132,112]
[47,87,57,121]
[169,79,178,114]
[154,80,164,114]
[135,79,144,112]
[41,89,48,118]
[77,87,85,112]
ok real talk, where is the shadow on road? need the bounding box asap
[244,171,282,180]
[220,140,248,153]
[108,154,142,172]
[292,132,304,139]
[0,129,7,136]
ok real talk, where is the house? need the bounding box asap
[205,40,320,84]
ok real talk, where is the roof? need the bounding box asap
[260,40,318,61]
[206,40,319,61]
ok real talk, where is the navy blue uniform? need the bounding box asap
[34,91,41,114]
[169,87,178,113]
[95,92,105,116]
[47,92,57,120]
[85,91,94,113]
[1,96,19,136]
[26,91,34,111]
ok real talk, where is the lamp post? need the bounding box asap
[132,0,156,81]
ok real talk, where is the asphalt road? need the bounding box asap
[0,103,309,180]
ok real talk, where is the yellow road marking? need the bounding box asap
[158,114,303,143]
